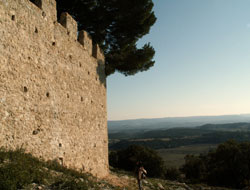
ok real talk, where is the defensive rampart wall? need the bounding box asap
[0,0,108,177]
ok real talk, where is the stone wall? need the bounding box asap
[0,0,108,177]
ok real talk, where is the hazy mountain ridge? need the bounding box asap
[109,122,250,150]
[108,114,250,132]
[197,122,250,131]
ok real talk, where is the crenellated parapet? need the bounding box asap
[26,0,105,63]
[78,30,93,56]
[59,12,78,41]
[30,0,57,22]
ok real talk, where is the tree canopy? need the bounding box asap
[181,140,250,188]
[109,145,165,178]
[56,0,157,76]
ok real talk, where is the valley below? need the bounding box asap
[157,144,217,168]
[109,115,250,169]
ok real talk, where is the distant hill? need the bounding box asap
[108,114,250,133]
[109,122,250,150]
[197,122,250,131]
[109,122,250,140]
[137,122,250,139]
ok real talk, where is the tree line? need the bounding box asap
[109,130,250,150]
[110,140,250,189]
[181,140,250,188]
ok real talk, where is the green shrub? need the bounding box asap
[109,151,119,168]
[181,154,206,183]
[182,140,250,188]
[0,148,93,190]
[46,159,89,180]
[205,140,250,188]
[164,167,181,181]
[0,148,51,190]
[50,179,88,190]
[109,145,165,178]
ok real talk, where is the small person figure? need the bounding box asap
[135,161,147,190]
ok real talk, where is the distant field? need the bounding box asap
[157,144,218,168]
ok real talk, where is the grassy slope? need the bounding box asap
[0,148,120,190]
[0,148,234,190]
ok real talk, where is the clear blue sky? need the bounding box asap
[107,0,250,121]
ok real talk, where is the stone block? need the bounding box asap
[78,30,92,55]
[92,44,105,63]
[60,12,78,41]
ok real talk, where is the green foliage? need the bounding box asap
[181,154,206,183]
[109,145,165,178]
[0,148,93,190]
[0,148,51,190]
[164,167,181,181]
[109,124,250,150]
[205,140,250,188]
[181,140,250,188]
[109,151,119,168]
[56,0,157,76]
[46,159,89,180]
[50,178,88,190]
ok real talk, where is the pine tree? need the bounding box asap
[56,0,157,76]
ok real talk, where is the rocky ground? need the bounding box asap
[16,167,237,190]
[102,169,236,190]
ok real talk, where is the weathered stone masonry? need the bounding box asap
[0,0,109,177]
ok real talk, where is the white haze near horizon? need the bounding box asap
[107,0,250,120]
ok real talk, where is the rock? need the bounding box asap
[122,175,129,180]
[242,186,250,190]
[199,187,211,190]
[186,187,194,190]
[168,187,174,190]
[181,183,194,190]
[79,178,84,182]
[175,187,186,190]
[37,185,43,190]
[158,182,165,190]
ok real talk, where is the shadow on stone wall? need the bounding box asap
[96,60,106,87]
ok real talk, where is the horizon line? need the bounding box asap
[108,113,250,122]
